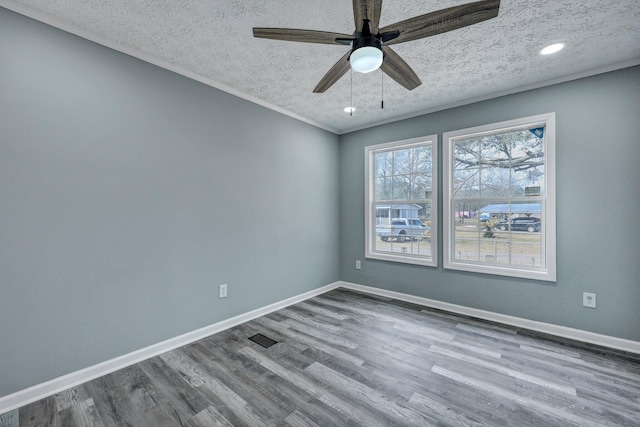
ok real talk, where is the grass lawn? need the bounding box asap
[373,220,542,266]
[453,222,542,266]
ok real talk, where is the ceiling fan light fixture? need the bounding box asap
[350,46,383,73]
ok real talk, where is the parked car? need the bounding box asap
[377,218,430,242]
[495,217,541,232]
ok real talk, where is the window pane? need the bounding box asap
[393,149,412,175]
[513,129,545,196]
[453,200,544,267]
[480,240,511,265]
[366,136,437,267]
[375,177,392,201]
[509,234,542,267]
[480,165,511,197]
[452,200,479,261]
[392,175,410,200]
[444,114,555,281]
[374,203,433,258]
[411,174,431,201]
[453,139,479,199]
[412,145,433,175]
[375,151,393,178]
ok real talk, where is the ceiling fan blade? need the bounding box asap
[253,28,353,45]
[313,51,352,93]
[380,0,500,45]
[353,0,383,33]
[381,46,421,91]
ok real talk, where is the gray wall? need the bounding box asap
[0,8,339,397]
[340,66,640,342]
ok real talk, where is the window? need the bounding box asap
[443,114,556,281]
[365,135,437,266]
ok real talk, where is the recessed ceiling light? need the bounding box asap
[344,107,356,113]
[540,43,565,55]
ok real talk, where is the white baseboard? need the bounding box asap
[3,279,638,415]
[0,282,341,414]
[337,281,640,355]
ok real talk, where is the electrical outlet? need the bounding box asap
[219,284,228,299]
[583,292,596,308]
[355,260,361,270]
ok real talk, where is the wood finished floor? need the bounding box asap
[14,289,640,426]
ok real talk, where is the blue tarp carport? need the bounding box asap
[479,203,541,214]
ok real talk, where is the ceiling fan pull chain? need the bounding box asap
[350,68,354,116]
[381,69,384,110]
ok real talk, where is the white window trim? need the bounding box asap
[365,135,438,267]
[443,113,556,282]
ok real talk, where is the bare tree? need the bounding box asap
[453,129,544,199]
[375,146,433,201]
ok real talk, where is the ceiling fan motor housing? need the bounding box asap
[353,19,382,50]
[352,34,382,52]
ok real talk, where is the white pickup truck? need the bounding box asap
[376,218,430,242]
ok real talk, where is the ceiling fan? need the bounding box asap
[253,0,500,93]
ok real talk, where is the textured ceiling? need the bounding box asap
[3,0,640,134]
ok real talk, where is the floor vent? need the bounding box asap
[248,333,278,348]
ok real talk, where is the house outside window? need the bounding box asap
[365,135,437,267]
[443,113,556,281]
